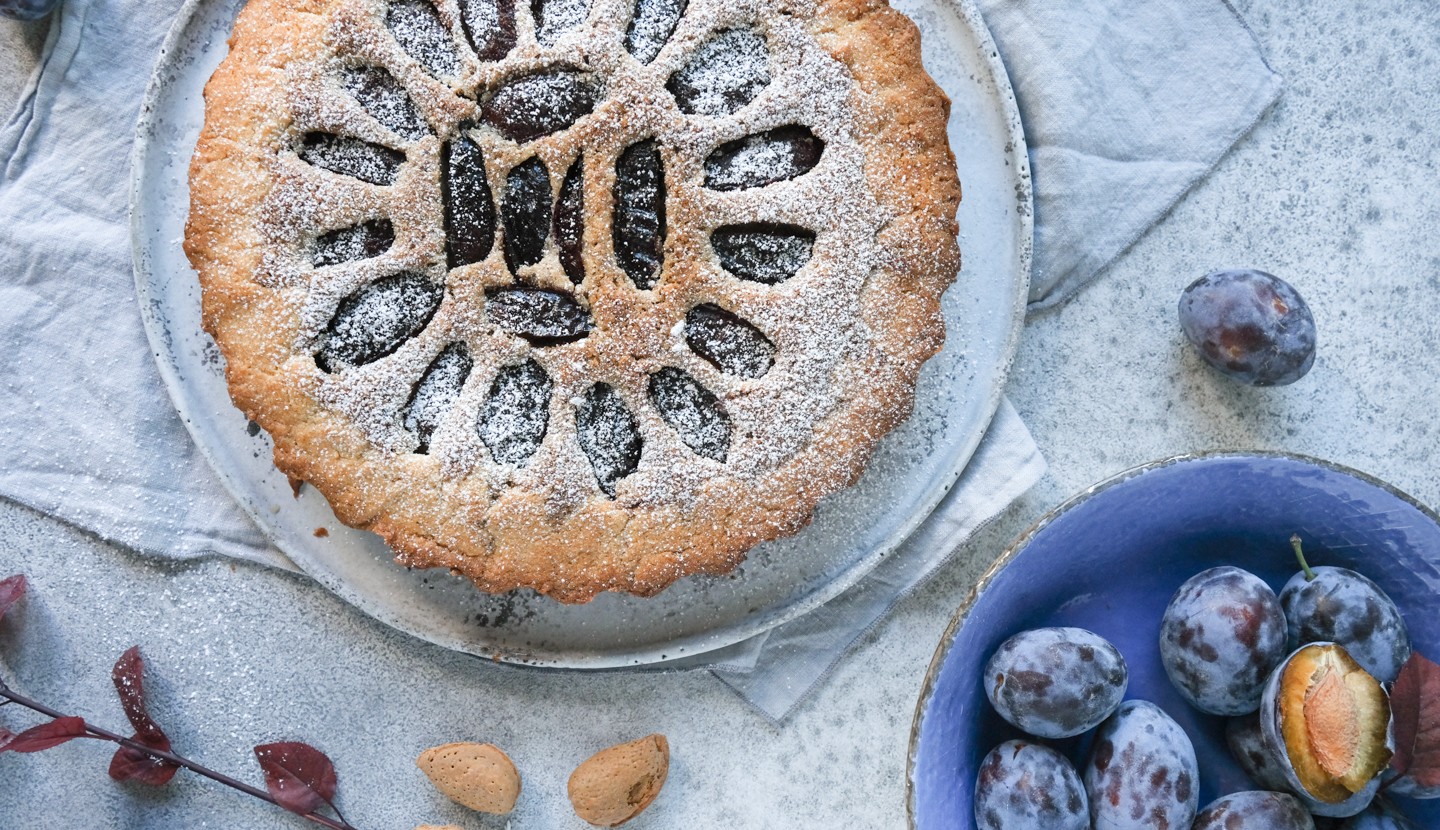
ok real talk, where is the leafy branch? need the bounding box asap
[0,574,357,829]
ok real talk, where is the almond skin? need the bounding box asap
[567,734,670,827]
[416,742,521,815]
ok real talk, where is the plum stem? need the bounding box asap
[1292,534,1317,581]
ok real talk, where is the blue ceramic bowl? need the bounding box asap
[908,452,1440,829]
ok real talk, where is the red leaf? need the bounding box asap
[109,735,180,787]
[0,716,89,752]
[0,574,26,621]
[111,646,168,745]
[1391,651,1440,787]
[254,741,339,817]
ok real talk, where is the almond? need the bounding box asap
[567,734,670,827]
[416,742,521,815]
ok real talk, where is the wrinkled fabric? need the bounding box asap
[0,0,1276,720]
[707,400,1045,721]
[0,0,285,570]
[976,0,1283,308]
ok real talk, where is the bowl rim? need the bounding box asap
[904,449,1440,829]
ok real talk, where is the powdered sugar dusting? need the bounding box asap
[458,0,518,61]
[299,133,406,185]
[684,303,774,378]
[314,271,443,372]
[648,366,729,461]
[668,28,768,116]
[228,0,939,585]
[342,65,432,141]
[574,382,643,497]
[533,0,591,45]
[481,71,599,142]
[477,358,551,464]
[403,341,473,452]
[624,0,687,64]
[313,219,396,267]
[703,125,822,191]
[387,0,462,78]
[710,223,812,283]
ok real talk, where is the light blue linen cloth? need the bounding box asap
[979,0,1283,309]
[0,0,1278,721]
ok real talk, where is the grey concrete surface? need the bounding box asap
[2,1,1439,828]
[0,15,44,84]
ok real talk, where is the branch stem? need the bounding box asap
[0,680,354,830]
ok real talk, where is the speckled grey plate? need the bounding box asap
[130,0,1030,668]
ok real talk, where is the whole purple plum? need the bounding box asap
[983,627,1128,739]
[1281,537,1411,683]
[1178,268,1316,386]
[1083,700,1198,830]
[1383,770,1440,799]
[1336,799,1420,829]
[1159,566,1287,715]
[1226,714,1293,791]
[1193,791,1315,830]
[973,740,1088,830]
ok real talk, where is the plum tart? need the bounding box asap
[185,0,961,602]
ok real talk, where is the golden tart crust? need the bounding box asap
[185,0,960,602]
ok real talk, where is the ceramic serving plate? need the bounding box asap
[908,451,1440,829]
[130,0,1031,667]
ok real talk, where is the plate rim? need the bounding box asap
[904,449,1440,828]
[128,0,1033,668]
